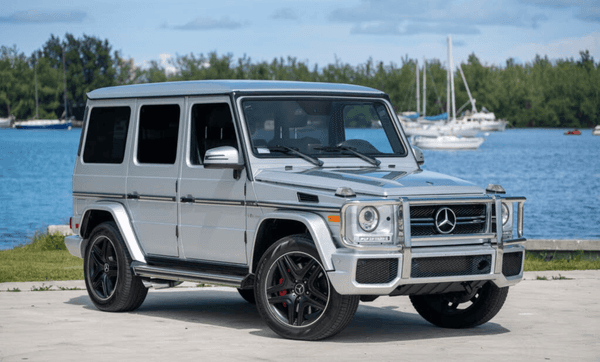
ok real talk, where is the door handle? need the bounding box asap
[127,194,140,200]
[180,197,195,203]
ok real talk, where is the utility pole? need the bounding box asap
[62,48,68,120]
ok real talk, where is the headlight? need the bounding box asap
[501,203,510,225]
[358,206,379,232]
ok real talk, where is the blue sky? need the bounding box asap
[1,0,599,71]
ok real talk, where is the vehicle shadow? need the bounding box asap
[67,288,509,343]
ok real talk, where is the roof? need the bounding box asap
[87,80,385,100]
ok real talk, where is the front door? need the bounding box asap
[178,96,247,264]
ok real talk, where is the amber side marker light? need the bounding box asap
[328,215,340,222]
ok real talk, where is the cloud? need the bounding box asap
[159,53,178,76]
[503,32,600,62]
[350,21,480,36]
[271,8,299,20]
[329,0,549,36]
[171,16,244,30]
[0,9,86,23]
[520,0,600,23]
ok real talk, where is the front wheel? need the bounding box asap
[84,221,148,312]
[409,282,509,328]
[255,235,359,340]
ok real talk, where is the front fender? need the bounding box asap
[253,211,337,271]
[79,202,146,263]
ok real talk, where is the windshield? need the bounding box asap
[242,98,406,159]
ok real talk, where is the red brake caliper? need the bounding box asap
[279,274,288,308]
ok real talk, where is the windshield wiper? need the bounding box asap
[315,146,381,167]
[267,145,324,167]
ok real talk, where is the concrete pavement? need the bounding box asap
[1,270,599,362]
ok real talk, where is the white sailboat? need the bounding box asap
[408,36,485,150]
[412,135,484,150]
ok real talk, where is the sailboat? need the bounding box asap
[14,53,72,130]
[408,36,485,150]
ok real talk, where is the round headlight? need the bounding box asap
[358,206,379,232]
[501,203,510,225]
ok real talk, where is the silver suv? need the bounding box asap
[66,80,526,340]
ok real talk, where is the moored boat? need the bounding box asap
[0,117,12,128]
[564,129,581,135]
[592,126,600,136]
[14,119,72,130]
[411,135,484,150]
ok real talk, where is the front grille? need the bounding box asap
[355,258,398,284]
[411,255,492,278]
[503,252,523,277]
[410,204,487,236]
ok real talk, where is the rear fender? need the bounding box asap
[80,202,146,263]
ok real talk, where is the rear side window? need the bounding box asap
[137,104,180,164]
[83,106,131,164]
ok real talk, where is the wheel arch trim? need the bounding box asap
[251,211,337,272]
[80,202,146,263]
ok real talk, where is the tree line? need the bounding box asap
[1,33,598,128]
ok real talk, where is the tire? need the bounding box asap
[255,234,359,340]
[409,282,509,329]
[237,288,256,304]
[84,221,148,312]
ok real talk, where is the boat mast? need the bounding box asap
[34,60,39,119]
[458,65,477,113]
[446,52,450,121]
[448,35,456,121]
[62,48,68,120]
[416,60,420,116]
[422,56,427,117]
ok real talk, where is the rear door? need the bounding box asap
[126,98,184,257]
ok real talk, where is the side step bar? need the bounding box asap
[131,261,244,288]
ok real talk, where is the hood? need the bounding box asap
[255,168,484,197]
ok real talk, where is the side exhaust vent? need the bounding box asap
[297,192,319,203]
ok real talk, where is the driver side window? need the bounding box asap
[190,103,238,165]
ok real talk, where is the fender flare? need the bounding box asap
[80,202,146,263]
[252,211,337,271]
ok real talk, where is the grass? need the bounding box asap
[0,232,83,283]
[523,251,600,272]
[0,232,599,284]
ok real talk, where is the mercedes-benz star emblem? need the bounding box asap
[435,207,457,234]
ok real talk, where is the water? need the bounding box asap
[0,127,598,250]
[0,128,80,249]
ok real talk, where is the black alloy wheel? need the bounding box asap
[410,281,509,329]
[87,235,119,300]
[84,221,148,312]
[255,235,359,340]
[264,251,330,327]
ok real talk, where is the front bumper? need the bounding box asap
[327,242,525,295]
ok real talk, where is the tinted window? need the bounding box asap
[83,106,131,164]
[137,104,180,164]
[190,103,237,165]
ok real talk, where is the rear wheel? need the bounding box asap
[409,282,508,328]
[84,221,148,312]
[255,235,359,340]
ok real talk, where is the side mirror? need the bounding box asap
[204,146,244,170]
[412,146,424,166]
